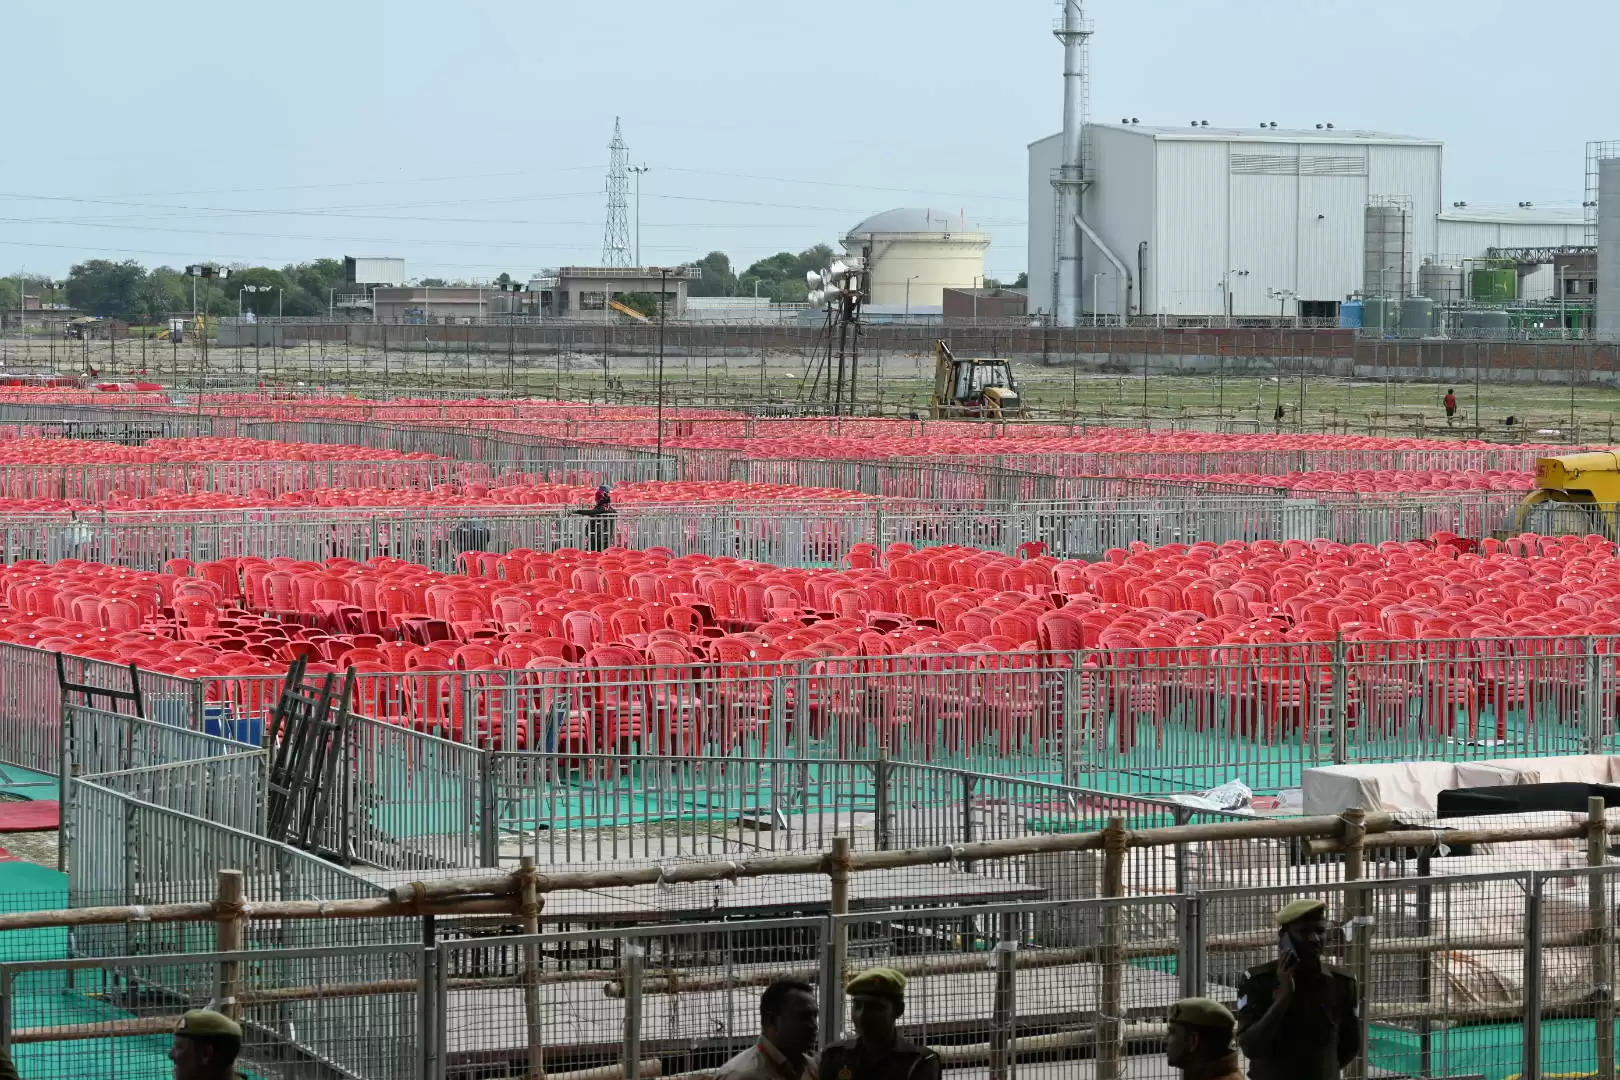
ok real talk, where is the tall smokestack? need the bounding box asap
[1054,0,1092,327]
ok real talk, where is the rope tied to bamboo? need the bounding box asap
[213,899,247,921]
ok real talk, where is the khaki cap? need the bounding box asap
[1275,898,1327,927]
[845,967,907,997]
[175,1010,242,1039]
[1167,997,1236,1032]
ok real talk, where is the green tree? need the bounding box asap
[285,258,348,314]
[1012,272,1028,289]
[0,278,17,314]
[619,292,659,317]
[134,277,172,323]
[418,277,449,287]
[738,244,838,304]
[687,252,737,298]
[64,259,147,316]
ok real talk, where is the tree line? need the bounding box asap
[3,244,1025,322]
[1,259,354,321]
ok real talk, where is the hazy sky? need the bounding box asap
[3,0,1613,284]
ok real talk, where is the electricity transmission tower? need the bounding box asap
[602,118,632,267]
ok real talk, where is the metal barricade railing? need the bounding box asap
[193,632,1620,805]
[0,494,1534,571]
[27,808,1620,1079]
[0,943,421,1080]
[0,645,197,776]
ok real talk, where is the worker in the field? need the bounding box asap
[1443,388,1458,425]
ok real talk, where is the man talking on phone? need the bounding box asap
[1234,899,1360,1080]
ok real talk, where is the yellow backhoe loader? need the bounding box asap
[1507,452,1620,539]
[930,340,1028,419]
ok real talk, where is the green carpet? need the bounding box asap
[1367,1017,1620,1080]
[0,764,57,802]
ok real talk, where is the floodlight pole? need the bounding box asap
[655,266,668,477]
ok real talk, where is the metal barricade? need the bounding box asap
[0,943,422,1080]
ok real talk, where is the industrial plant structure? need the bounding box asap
[1032,1,1612,338]
[842,209,990,310]
[1028,124,1443,320]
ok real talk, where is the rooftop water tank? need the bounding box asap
[1339,300,1364,329]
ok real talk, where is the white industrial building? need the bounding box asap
[843,208,990,310]
[1028,124,1445,319]
[1600,158,1620,339]
[1435,205,1589,259]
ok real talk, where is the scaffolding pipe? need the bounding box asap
[1054,0,1090,327]
[1075,214,1132,322]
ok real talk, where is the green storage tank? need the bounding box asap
[1470,268,1517,302]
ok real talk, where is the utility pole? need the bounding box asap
[629,164,650,267]
[655,266,669,476]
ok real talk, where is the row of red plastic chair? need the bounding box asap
[0,437,438,464]
[479,423,1583,457]
[0,480,874,514]
[1144,470,1534,494]
[5,534,1619,751]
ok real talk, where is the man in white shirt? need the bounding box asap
[718,978,820,1080]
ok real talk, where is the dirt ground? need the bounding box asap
[4,334,1620,438]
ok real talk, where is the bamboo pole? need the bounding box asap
[1591,796,1615,1080]
[0,808,1608,940]
[1342,809,1369,1080]
[1098,818,1127,1080]
[1306,820,1588,856]
[214,869,244,1024]
[828,835,851,1041]
[520,856,546,1080]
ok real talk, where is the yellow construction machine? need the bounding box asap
[930,340,1028,419]
[1508,452,1620,539]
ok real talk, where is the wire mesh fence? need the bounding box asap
[8,864,1614,1080]
[0,943,421,1080]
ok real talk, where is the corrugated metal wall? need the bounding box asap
[1154,140,1229,315]
[1026,134,1063,316]
[1435,218,1591,260]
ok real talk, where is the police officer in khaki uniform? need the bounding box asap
[169,1009,249,1080]
[1166,998,1245,1080]
[1234,899,1360,1080]
[819,969,941,1080]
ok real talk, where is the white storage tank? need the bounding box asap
[1600,158,1620,340]
[844,208,990,310]
[1363,203,1413,299]
[1418,261,1464,306]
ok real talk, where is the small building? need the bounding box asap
[547,266,691,319]
[683,297,803,324]
[943,287,1027,322]
[371,286,540,323]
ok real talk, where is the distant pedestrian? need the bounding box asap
[169,1009,247,1080]
[1443,389,1458,425]
[820,969,940,1080]
[1504,415,1518,428]
[1273,404,1285,425]
[1166,998,1244,1080]
[718,978,820,1080]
